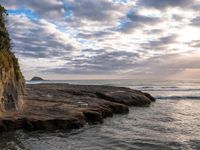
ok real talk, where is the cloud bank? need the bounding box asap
[1,0,200,80]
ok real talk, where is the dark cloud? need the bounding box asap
[66,0,118,21]
[42,50,140,74]
[192,3,200,11]
[144,29,163,35]
[190,17,200,27]
[142,35,178,50]
[77,31,112,39]
[138,0,195,9]
[127,11,160,23]
[172,15,184,21]
[119,11,161,33]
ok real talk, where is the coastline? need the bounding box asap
[0,83,155,133]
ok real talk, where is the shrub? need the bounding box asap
[0,5,10,50]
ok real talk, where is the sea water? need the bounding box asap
[1,79,200,150]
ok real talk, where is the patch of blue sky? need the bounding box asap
[118,17,130,29]
[64,10,73,18]
[58,26,77,38]
[8,9,38,20]
[77,38,96,47]
[63,1,73,19]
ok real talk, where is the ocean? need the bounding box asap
[1,79,200,150]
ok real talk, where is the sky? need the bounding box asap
[1,0,200,80]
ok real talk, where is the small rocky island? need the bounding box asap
[0,5,155,133]
[30,76,44,81]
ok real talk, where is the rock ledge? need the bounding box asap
[0,83,155,133]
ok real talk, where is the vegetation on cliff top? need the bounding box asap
[0,5,10,50]
[0,5,23,81]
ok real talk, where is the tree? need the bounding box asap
[0,5,10,50]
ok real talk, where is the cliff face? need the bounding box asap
[0,5,25,112]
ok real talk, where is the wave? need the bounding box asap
[161,86,178,89]
[140,88,200,92]
[140,86,154,89]
[156,96,200,100]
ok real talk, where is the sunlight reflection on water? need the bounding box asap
[1,100,200,150]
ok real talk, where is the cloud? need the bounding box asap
[1,0,66,20]
[77,31,113,39]
[190,17,200,27]
[192,2,200,11]
[138,0,196,9]
[42,50,140,74]
[144,29,163,35]
[1,0,200,79]
[7,14,76,59]
[127,11,160,23]
[172,15,184,21]
[125,52,200,79]
[65,0,117,21]
[119,10,161,33]
[142,35,178,50]
[188,40,200,47]
[140,53,200,69]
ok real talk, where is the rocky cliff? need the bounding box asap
[0,5,25,112]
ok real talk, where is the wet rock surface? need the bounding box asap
[0,83,155,133]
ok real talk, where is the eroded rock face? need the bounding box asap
[0,51,25,112]
[0,5,25,112]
